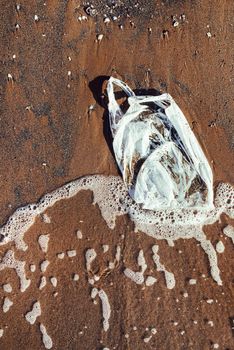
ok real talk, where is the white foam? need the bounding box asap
[216,241,225,254]
[3,283,12,293]
[0,329,3,338]
[223,225,234,244]
[145,276,157,286]
[152,245,175,289]
[40,260,50,273]
[76,230,83,239]
[39,276,47,290]
[30,264,36,272]
[138,249,147,273]
[91,288,111,331]
[50,277,57,287]
[102,245,109,253]
[67,250,76,258]
[41,214,51,224]
[188,279,197,285]
[0,250,31,292]
[124,249,147,285]
[91,287,98,299]
[25,301,41,324]
[115,246,121,262]
[98,289,111,332]
[40,323,53,349]
[3,297,13,313]
[124,269,144,285]
[85,248,97,271]
[167,240,175,247]
[0,175,232,286]
[38,235,50,253]
[108,246,121,270]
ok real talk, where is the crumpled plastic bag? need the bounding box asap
[107,77,213,210]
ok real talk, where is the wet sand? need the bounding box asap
[0,1,233,349]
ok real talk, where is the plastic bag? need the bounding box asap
[107,77,213,210]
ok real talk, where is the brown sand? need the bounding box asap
[0,1,233,349]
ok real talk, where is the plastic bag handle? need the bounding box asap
[107,77,135,136]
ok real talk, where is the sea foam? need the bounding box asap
[0,175,233,285]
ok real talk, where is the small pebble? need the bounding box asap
[97,34,103,42]
[73,274,79,281]
[3,283,12,293]
[189,279,197,285]
[30,264,36,272]
[206,299,213,304]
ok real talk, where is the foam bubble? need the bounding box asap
[41,214,51,224]
[145,276,157,286]
[30,264,36,272]
[85,248,97,271]
[40,323,53,349]
[3,297,13,313]
[3,283,12,293]
[223,225,234,244]
[152,245,175,289]
[91,288,111,332]
[102,245,109,253]
[38,235,50,253]
[67,250,76,258]
[216,241,225,254]
[115,246,121,262]
[0,250,31,292]
[25,301,41,325]
[124,269,144,285]
[39,276,47,290]
[50,277,57,288]
[40,260,50,273]
[124,249,147,285]
[98,289,111,332]
[76,230,83,239]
